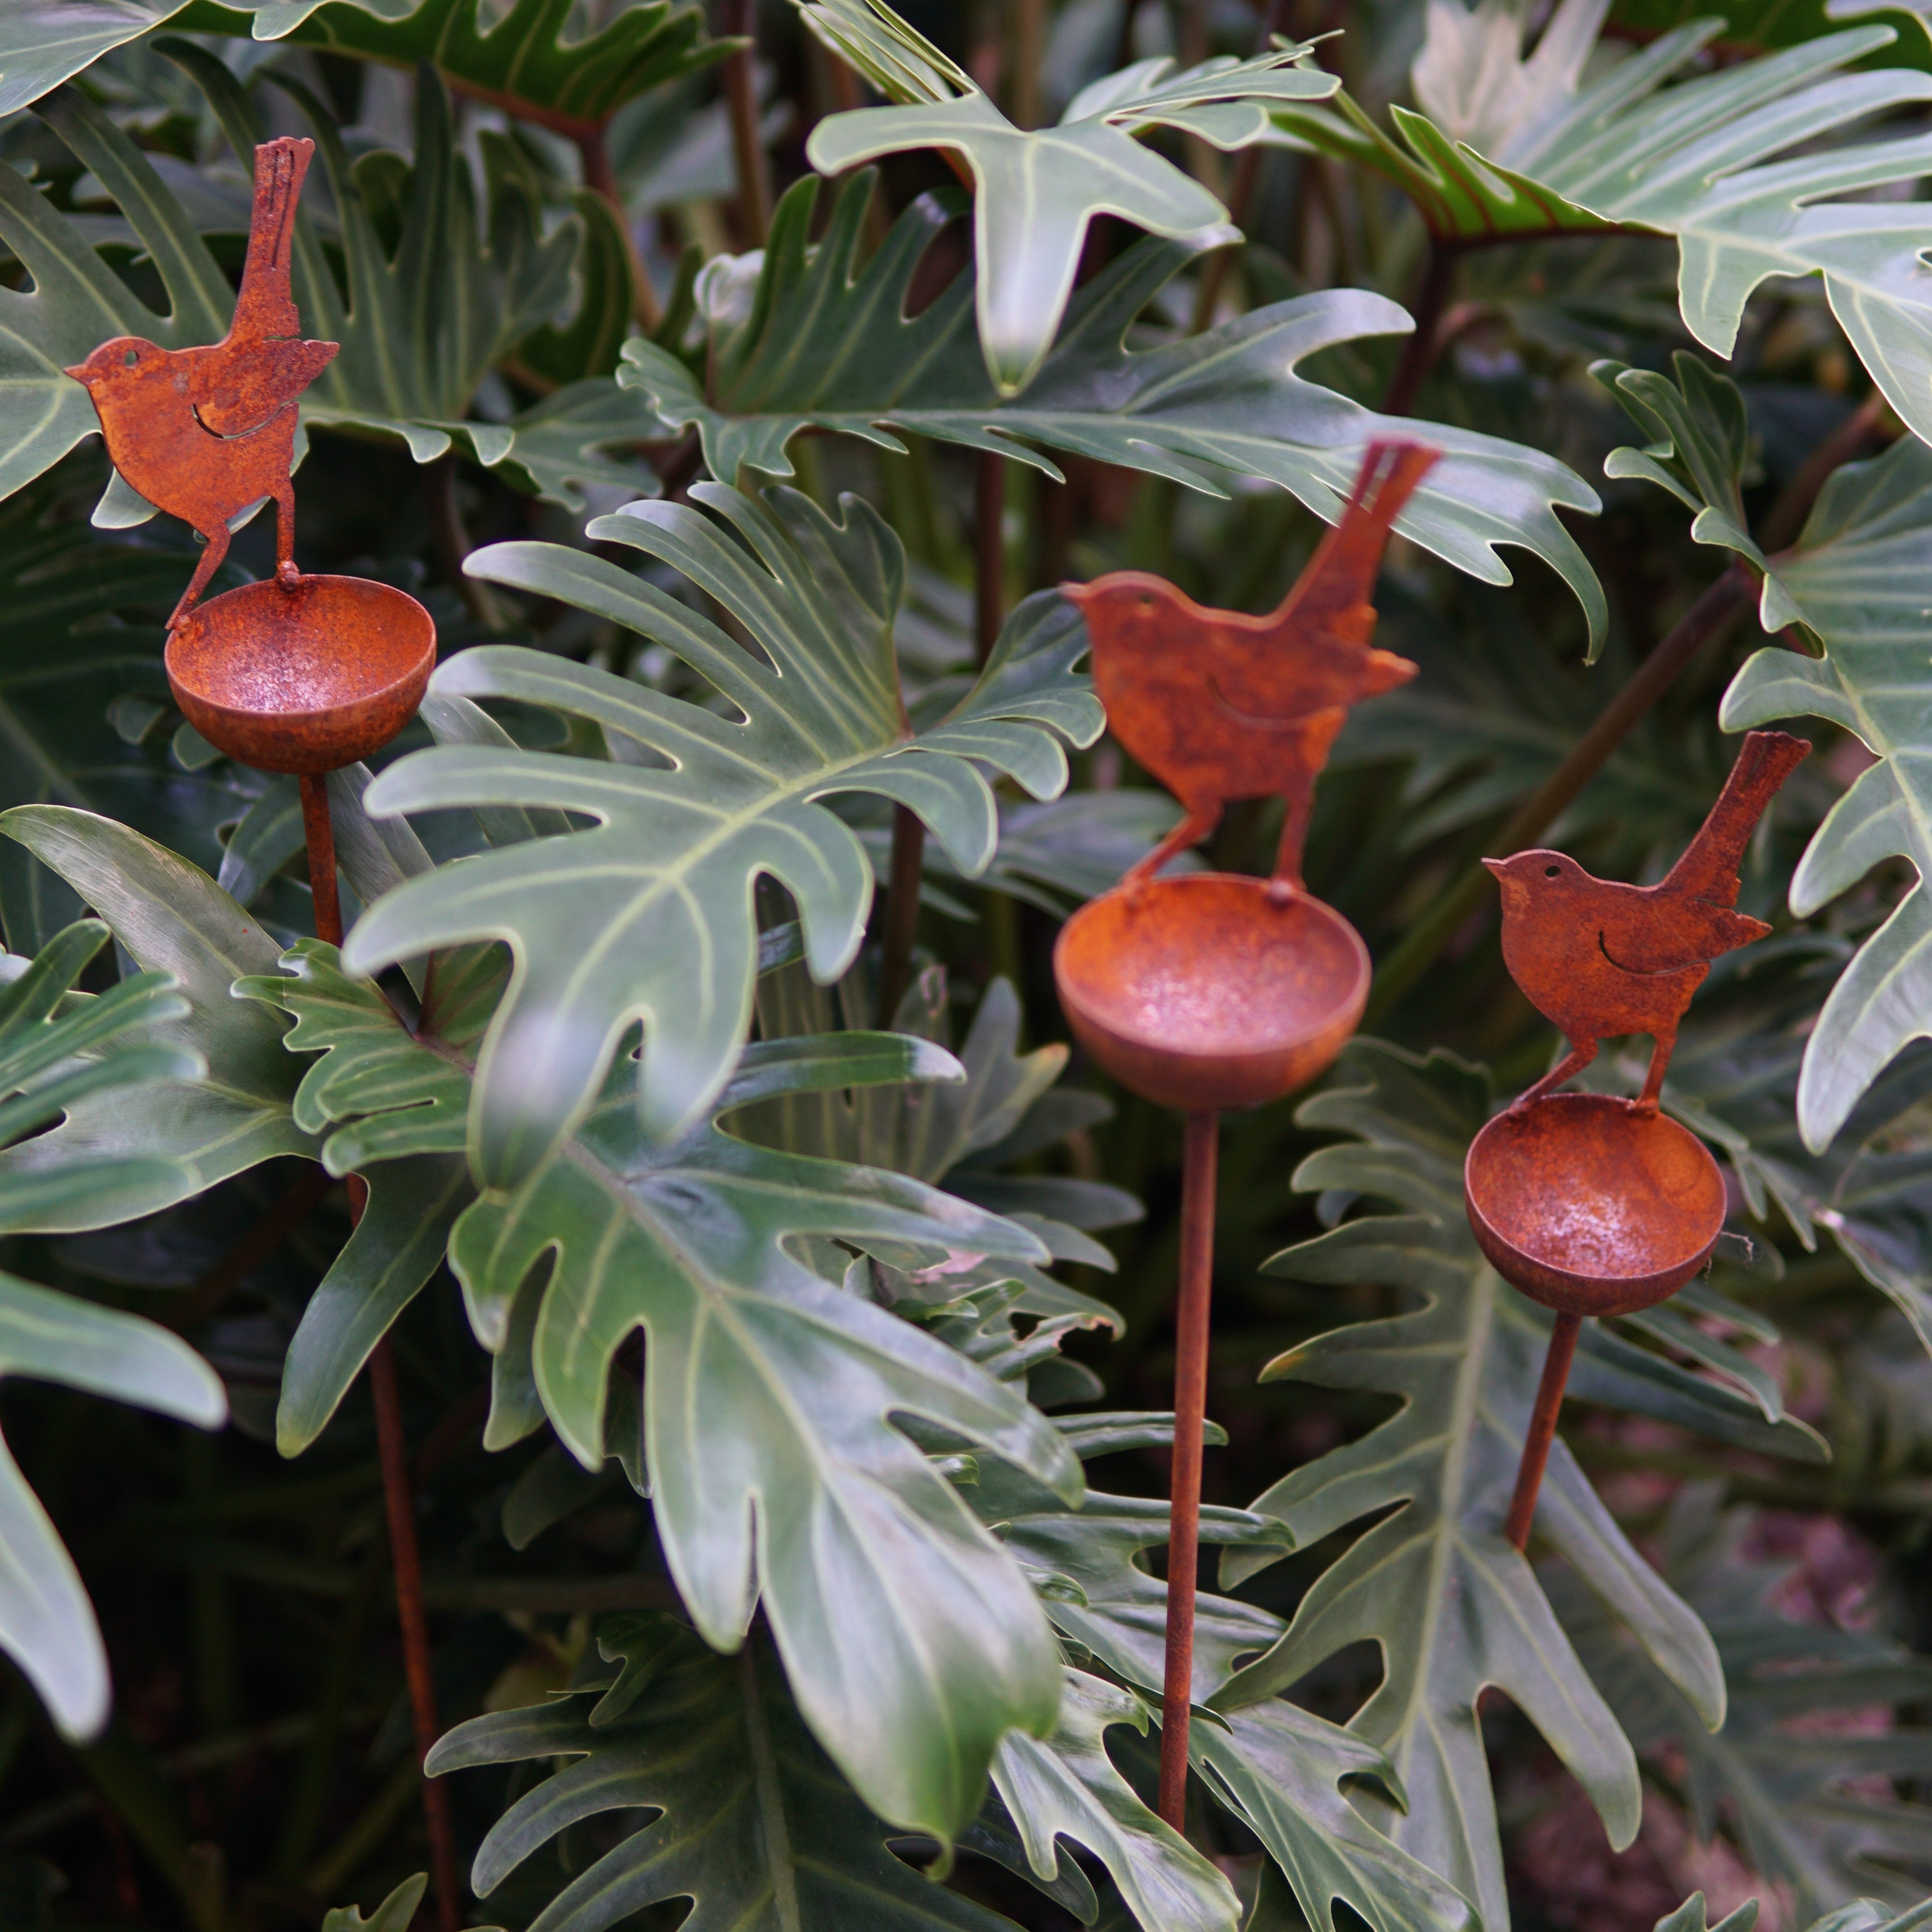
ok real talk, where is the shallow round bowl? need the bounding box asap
[1464,1093,1725,1317]
[1052,872,1370,1113]
[166,574,435,774]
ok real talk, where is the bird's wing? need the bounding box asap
[1597,887,1770,973]
[1203,624,1330,722]
[188,339,337,438]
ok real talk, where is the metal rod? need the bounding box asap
[1159,1108,1218,1831]
[297,769,461,1932]
[1505,1310,1581,1551]
[298,773,342,949]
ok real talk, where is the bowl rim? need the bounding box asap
[1464,1092,1725,1284]
[1053,871,1371,1064]
[165,573,435,720]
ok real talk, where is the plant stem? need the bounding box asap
[1381,241,1454,416]
[1009,0,1044,129]
[1158,1109,1218,1832]
[722,0,772,245]
[1365,564,1754,1022]
[421,455,498,629]
[874,805,925,1027]
[1190,0,1292,332]
[575,125,662,332]
[1505,1311,1579,1549]
[976,448,1006,667]
[1759,387,1889,554]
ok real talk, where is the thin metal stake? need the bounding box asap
[1158,1108,1218,1831]
[1504,1310,1581,1552]
[299,778,461,1932]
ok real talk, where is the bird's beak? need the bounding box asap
[62,365,88,384]
[1480,857,1505,877]
[1059,582,1091,607]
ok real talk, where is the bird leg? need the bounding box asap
[168,525,232,630]
[1632,1024,1677,1116]
[1269,769,1316,902]
[274,478,299,591]
[1509,1037,1598,1116]
[1123,798,1222,895]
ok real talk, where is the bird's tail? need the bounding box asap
[1275,440,1439,643]
[233,137,313,340]
[1662,728,1810,906]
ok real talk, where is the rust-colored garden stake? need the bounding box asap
[70,141,454,1932]
[1055,441,1435,1829]
[1466,729,1809,1553]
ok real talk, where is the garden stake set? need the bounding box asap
[1465,729,1809,1551]
[1055,439,1435,1827]
[67,140,455,1929]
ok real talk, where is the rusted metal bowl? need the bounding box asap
[1464,1093,1726,1317]
[1053,872,1370,1112]
[165,574,434,774]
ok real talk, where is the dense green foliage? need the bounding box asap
[0,2,1931,1931]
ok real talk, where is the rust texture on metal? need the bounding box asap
[1065,439,1435,891]
[1054,876,1368,1113]
[73,142,455,1930]
[1158,1108,1218,1832]
[66,137,339,628]
[167,574,436,774]
[1466,1094,1727,1318]
[1487,728,1810,1115]
[1467,728,1808,1552]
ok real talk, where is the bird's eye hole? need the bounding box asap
[1544,863,1561,878]
[1137,595,1153,610]
[123,348,138,367]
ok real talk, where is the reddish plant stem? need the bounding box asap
[1759,387,1889,554]
[874,805,925,1027]
[1506,1311,1581,1550]
[1381,241,1455,417]
[1158,1109,1218,1832]
[300,776,460,1932]
[721,0,772,245]
[575,125,662,333]
[976,449,1006,668]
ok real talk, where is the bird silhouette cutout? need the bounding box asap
[65,137,337,628]
[1065,440,1436,894]
[1488,728,1810,1117]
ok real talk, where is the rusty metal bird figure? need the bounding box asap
[65,136,338,629]
[1487,728,1810,1118]
[1064,440,1436,894]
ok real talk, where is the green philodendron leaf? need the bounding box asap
[1214,1040,1781,1932]
[176,0,729,131]
[346,485,1101,1180]
[0,497,265,952]
[794,0,1336,395]
[0,809,313,1222]
[1593,353,1792,613]
[321,1874,429,1932]
[242,943,1080,1842]
[1557,1484,1932,1916]
[1589,948,1932,1341]
[0,919,223,1738]
[427,1617,1023,1932]
[1193,1701,1473,1932]
[1284,0,1932,446]
[989,1668,1241,1932]
[0,2,183,116]
[1718,434,1932,1151]
[619,172,1609,648]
